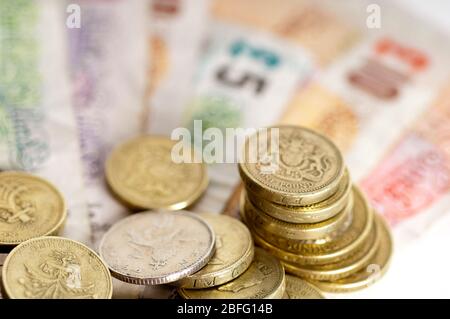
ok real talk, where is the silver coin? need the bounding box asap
[99,211,215,285]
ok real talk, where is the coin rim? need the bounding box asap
[0,171,67,246]
[105,135,208,210]
[177,247,286,299]
[238,125,345,205]
[98,210,216,285]
[281,217,380,281]
[308,214,393,293]
[243,190,354,241]
[2,236,113,299]
[248,169,352,224]
[241,186,374,265]
[175,213,255,289]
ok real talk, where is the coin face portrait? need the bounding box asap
[0,172,66,246]
[2,237,112,299]
[105,136,208,210]
[99,211,215,285]
[240,126,345,205]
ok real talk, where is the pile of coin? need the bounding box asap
[0,171,113,299]
[238,125,392,293]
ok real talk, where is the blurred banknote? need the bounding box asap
[279,0,450,234]
[176,21,315,213]
[146,0,210,135]
[67,0,149,246]
[0,0,91,244]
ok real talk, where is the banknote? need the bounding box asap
[212,0,360,66]
[146,0,210,135]
[0,0,91,244]
[280,4,450,181]
[67,0,149,246]
[361,81,450,244]
[179,21,315,213]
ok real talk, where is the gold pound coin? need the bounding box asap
[105,136,208,210]
[175,213,254,289]
[248,169,351,224]
[178,248,285,299]
[281,216,379,281]
[239,126,345,206]
[1,236,112,299]
[243,187,373,266]
[309,214,392,293]
[285,275,324,299]
[99,211,215,285]
[0,172,66,247]
[243,190,353,241]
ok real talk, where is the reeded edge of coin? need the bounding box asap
[175,214,255,289]
[243,190,353,241]
[105,135,209,211]
[308,213,393,293]
[285,275,325,299]
[238,125,345,206]
[99,211,216,285]
[281,217,380,281]
[242,187,374,265]
[248,169,352,224]
[2,236,113,299]
[177,248,286,299]
[0,171,67,247]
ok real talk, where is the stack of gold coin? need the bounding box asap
[238,125,393,293]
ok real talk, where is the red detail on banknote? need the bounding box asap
[361,134,450,225]
[375,37,429,71]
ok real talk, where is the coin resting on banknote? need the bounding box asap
[105,136,208,211]
[0,172,66,248]
[1,236,112,299]
[99,211,215,285]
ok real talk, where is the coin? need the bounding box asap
[175,213,254,289]
[309,214,392,293]
[178,248,285,299]
[243,190,353,241]
[99,211,215,285]
[105,135,208,210]
[1,236,112,299]
[248,169,351,224]
[0,172,66,247]
[281,217,379,281]
[285,275,324,299]
[242,187,373,266]
[239,126,345,206]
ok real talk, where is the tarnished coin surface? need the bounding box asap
[176,213,254,289]
[178,248,285,299]
[239,126,345,206]
[285,275,324,299]
[0,172,66,247]
[105,136,208,210]
[2,237,112,299]
[99,211,215,285]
